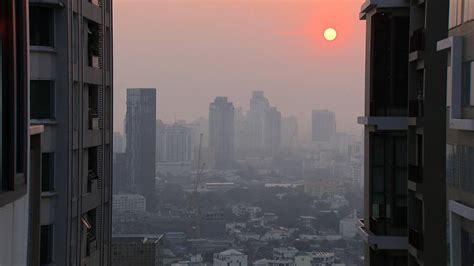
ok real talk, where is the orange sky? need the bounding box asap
[113,0,366,138]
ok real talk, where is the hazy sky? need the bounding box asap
[114,0,366,138]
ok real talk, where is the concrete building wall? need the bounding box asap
[29,0,114,264]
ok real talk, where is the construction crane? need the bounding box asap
[191,133,205,238]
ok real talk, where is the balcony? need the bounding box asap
[409,228,424,251]
[409,99,424,118]
[409,164,423,183]
[357,219,408,250]
[89,111,99,130]
[87,170,98,193]
[86,235,98,256]
[410,28,425,53]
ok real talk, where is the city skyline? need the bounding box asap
[113,0,366,136]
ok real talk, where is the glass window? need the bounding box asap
[30,80,55,120]
[0,35,3,191]
[40,224,54,265]
[41,153,54,192]
[30,6,54,47]
[463,0,474,22]
[462,62,472,106]
[461,230,474,265]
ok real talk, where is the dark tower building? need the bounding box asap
[126,88,157,212]
[209,97,235,169]
[358,1,449,265]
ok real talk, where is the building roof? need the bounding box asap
[218,249,244,256]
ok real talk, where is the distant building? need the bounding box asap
[254,259,295,266]
[247,91,270,153]
[201,211,226,239]
[339,212,358,239]
[294,251,335,266]
[209,97,235,169]
[312,110,336,142]
[111,235,164,266]
[273,247,299,260]
[205,182,236,192]
[113,153,129,193]
[160,124,193,162]
[193,146,216,170]
[304,179,341,198]
[156,119,165,162]
[125,88,157,211]
[264,107,282,154]
[156,123,193,175]
[299,216,317,229]
[114,132,126,154]
[281,116,299,148]
[113,194,146,212]
[213,249,248,266]
[171,255,205,266]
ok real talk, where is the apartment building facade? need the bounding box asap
[439,1,474,265]
[358,0,449,265]
[29,0,114,265]
[0,1,45,265]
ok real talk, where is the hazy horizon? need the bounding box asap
[113,0,366,138]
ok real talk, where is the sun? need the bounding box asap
[324,28,337,41]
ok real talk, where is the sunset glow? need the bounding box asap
[324,28,337,41]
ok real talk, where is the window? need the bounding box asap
[463,0,474,23]
[450,0,474,28]
[462,62,474,106]
[30,80,55,119]
[370,133,408,234]
[450,0,464,28]
[0,34,3,191]
[40,224,54,265]
[29,6,54,47]
[461,230,474,265]
[41,153,54,192]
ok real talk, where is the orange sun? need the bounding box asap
[324,28,337,41]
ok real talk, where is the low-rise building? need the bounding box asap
[294,251,335,266]
[339,211,358,238]
[273,247,299,260]
[213,249,248,266]
[112,194,146,212]
[254,259,295,266]
[111,234,164,266]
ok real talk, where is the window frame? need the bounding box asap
[30,80,56,120]
[29,5,55,48]
[0,0,29,208]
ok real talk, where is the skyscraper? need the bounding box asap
[312,110,336,142]
[440,2,474,265]
[28,0,114,264]
[209,97,235,169]
[160,124,193,163]
[359,1,448,265]
[126,89,156,212]
[247,91,270,153]
[281,116,299,148]
[263,107,282,154]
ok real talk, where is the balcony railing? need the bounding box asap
[87,169,98,192]
[409,228,424,250]
[409,164,423,183]
[86,235,97,256]
[410,28,425,53]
